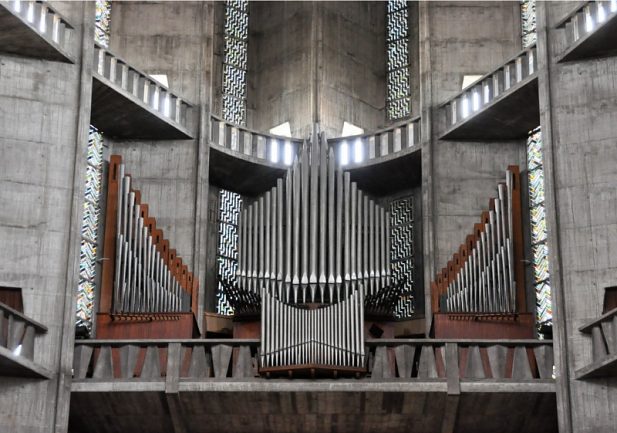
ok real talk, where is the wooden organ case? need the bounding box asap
[430,166,534,339]
[97,155,200,339]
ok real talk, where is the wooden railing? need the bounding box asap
[576,307,617,379]
[93,43,191,130]
[72,338,553,385]
[2,0,74,58]
[210,114,302,167]
[327,117,420,168]
[442,45,537,129]
[0,301,47,363]
[556,0,617,47]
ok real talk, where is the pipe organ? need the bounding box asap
[260,287,365,374]
[430,166,533,338]
[235,135,392,305]
[230,134,406,372]
[98,155,199,339]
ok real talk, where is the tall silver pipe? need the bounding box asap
[264,191,271,285]
[385,210,391,285]
[318,136,328,301]
[350,182,357,287]
[363,195,369,285]
[356,190,363,288]
[327,147,336,300]
[285,169,293,301]
[343,172,351,292]
[301,144,309,293]
[258,196,265,289]
[247,204,253,292]
[335,167,343,298]
[309,139,319,297]
[369,200,375,295]
[277,178,284,298]
[292,158,301,300]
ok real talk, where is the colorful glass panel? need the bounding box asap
[521,0,537,48]
[95,0,112,47]
[76,126,104,334]
[527,127,552,328]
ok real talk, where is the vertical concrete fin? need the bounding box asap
[188,345,211,378]
[394,344,415,378]
[119,344,139,378]
[464,345,484,379]
[371,346,393,379]
[233,345,253,378]
[73,345,94,379]
[418,345,438,379]
[141,345,162,378]
[511,346,533,379]
[93,346,114,379]
[533,345,554,379]
[487,344,507,379]
[211,344,232,378]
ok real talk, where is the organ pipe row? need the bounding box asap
[432,166,525,315]
[236,135,391,305]
[103,156,195,315]
[260,287,365,369]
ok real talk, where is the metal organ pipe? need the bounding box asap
[438,167,523,315]
[109,160,194,316]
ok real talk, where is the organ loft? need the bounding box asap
[0,1,616,432]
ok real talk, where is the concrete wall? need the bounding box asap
[246,1,313,138]
[539,2,617,432]
[247,1,386,138]
[0,2,93,432]
[421,1,527,297]
[107,1,215,322]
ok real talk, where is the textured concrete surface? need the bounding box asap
[420,2,528,316]
[247,1,386,138]
[538,2,617,432]
[68,388,557,433]
[0,2,93,432]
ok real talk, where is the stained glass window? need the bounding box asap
[386,0,411,120]
[520,0,537,48]
[390,196,415,318]
[222,0,249,126]
[216,189,243,315]
[527,127,552,330]
[95,0,112,47]
[76,127,104,335]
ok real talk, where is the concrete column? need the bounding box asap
[0,2,95,432]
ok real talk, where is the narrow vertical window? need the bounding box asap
[386,0,411,120]
[95,0,112,47]
[527,128,552,333]
[216,190,243,315]
[390,196,414,318]
[76,127,105,336]
[520,0,537,48]
[222,0,249,126]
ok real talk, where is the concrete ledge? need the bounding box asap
[0,345,52,379]
[440,75,539,141]
[557,9,617,63]
[575,353,617,379]
[0,1,75,63]
[91,75,194,140]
